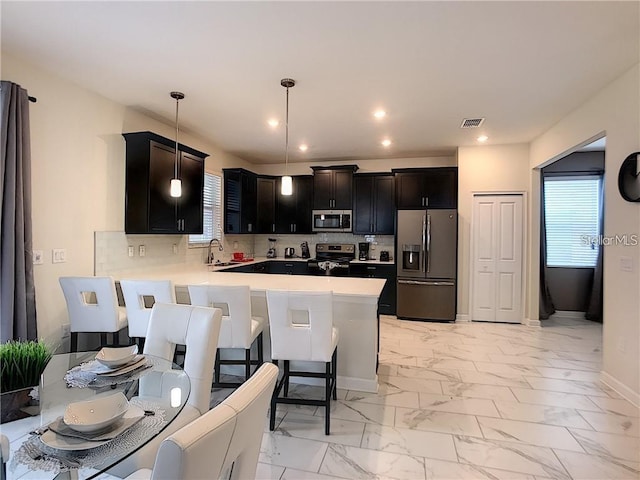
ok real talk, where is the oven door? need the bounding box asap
[312,210,345,232]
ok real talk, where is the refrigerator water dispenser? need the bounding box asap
[402,244,421,271]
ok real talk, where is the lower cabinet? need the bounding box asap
[350,264,397,315]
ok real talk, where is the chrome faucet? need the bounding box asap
[207,238,223,264]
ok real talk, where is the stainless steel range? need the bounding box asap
[307,243,355,276]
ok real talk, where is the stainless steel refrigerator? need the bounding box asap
[396,209,457,321]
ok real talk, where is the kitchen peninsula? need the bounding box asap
[116,264,385,393]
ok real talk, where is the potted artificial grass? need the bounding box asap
[0,340,52,423]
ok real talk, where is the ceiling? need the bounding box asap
[2,2,638,164]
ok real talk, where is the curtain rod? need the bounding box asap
[28,96,37,103]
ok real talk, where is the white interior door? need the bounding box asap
[472,195,523,323]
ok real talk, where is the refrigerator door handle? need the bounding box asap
[426,214,431,273]
[421,214,426,273]
[398,280,455,286]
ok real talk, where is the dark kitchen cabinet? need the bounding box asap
[268,261,309,275]
[256,177,277,234]
[350,263,397,315]
[353,174,395,235]
[394,167,458,209]
[311,165,358,210]
[275,175,313,234]
[123,131,207,234]
[223,169,257,234]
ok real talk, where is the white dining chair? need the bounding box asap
[122,363,279,480]
[188,284,265,387]
[107,302,222,478]
[265,290,338,435]
[120,280,175,346]
[59,276,128,352]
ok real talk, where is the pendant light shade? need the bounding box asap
[170,91,184,198]
[280,78,295,196]
[281,175,293,196]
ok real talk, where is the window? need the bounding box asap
[189,173,222,244]
[544,175,601,267]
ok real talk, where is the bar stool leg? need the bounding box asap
[245,348,251,381]
[332,348,338,400]
[283,361,290,397]
[325,360,331,435]
[257,332,264,365]
[269,359,279,431]
[70,332,78,353]
[214,349,221,385]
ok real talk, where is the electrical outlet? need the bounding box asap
[128,246,134,257]
[52,248,67,263]
[620,256,633,272]
[172,244,178,255]
[33,250,44,265]
[61,323,70,338]
[139,245,146,257]
[617,337,626,353]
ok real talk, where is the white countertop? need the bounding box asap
[114,264,386,298]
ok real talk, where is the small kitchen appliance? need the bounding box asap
[380,251,390,262]
[300,241,311,259]
[266,238,277,258]
[358,242,370,261]
[312,210,352,232]
[284,247,295,258]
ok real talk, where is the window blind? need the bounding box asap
[189,173,222,244]
[544,176,601,267]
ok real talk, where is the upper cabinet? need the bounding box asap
[275,175,313,234]
[353,174,395,235]
[311,165,358,210]
[123,131,207,234]
[223,169,257,234]
[394,167,458,209]
[256,176,277,234]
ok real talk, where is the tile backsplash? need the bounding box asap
[95,231,395,275]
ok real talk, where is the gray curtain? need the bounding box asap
[1,81,37,341]
[586,178,604,322]
[539,175,555,320]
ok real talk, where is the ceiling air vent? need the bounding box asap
[460,118,485,129]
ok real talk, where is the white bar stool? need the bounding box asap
[120,279,175,349]
[265,290,338,435]
[188,284,265,388]
[59,276,128,352]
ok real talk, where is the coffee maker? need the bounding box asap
[358,242,370,261]
[266,238,277,258]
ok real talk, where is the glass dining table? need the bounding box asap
[0,351,190,480]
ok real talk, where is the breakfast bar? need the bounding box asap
[117,267,385,393]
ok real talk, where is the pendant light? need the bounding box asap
[170,91,184,198]
[280,78,295,196]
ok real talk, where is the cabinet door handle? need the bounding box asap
[248,223,252,233]
[272,224,275,233]
[425,197,429,207]
[294,224,297,233]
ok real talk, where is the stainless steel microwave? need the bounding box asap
[312,210,352,232]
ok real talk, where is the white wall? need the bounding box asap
[530,64,640,400]
[457,145,531,319]
[2,53,251,340]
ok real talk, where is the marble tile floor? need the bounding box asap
[246,315,639,480]
[8,315,638,480]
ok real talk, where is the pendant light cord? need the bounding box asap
[285,85,289,175]
[174,96,180,179]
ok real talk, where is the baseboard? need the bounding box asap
[456,314,470,323]
[600,371,640,407]
[523,317,541,327]
[552,310,586,319]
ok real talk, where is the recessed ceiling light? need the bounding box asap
[299,144,308,152]
[374,110,386,119]
[477,135,489,143]
[267,119,279,128]
[381,139,392,147]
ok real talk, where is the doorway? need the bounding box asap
[471,194,525,323]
